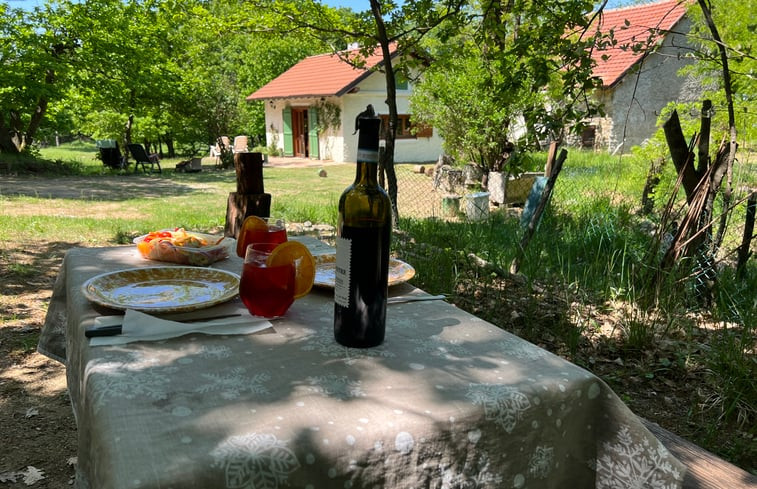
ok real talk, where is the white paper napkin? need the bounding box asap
[89,309,272,346]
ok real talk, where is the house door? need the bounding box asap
[283,106,318,159]
[291,108,308,158]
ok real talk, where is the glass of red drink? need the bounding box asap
[236,216,288,258]
[239,242,295,318]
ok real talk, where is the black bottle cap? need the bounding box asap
[357,118,380,163]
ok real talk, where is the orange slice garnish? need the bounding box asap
[266,241,316,299]
[236,215,269,257]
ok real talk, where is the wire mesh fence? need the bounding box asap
[394,163,447,219]
[391,149,756,268]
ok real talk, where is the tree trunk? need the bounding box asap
[710,139,732,251]
[224,152,271,238]
[370,0,400,227]
[697,100,711,173]
[164,137,176,158]
[697,0,739,259]
[23,71,56,151]
[0,113,20,154]
[641,157,664,215]
[736,193,755,279]
[124,114,134,162]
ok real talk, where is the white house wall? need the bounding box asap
[261,70,443,163]
[262,102,285,156]
[341,70,443,163]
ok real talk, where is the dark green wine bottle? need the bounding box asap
[333,116,392,348]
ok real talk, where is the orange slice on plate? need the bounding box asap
[236,215,269,257]
[266,241,316,299]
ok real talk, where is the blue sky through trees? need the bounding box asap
[321,0,631,10]
[7,0,635,12]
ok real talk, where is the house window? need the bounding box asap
[380,114,433,139]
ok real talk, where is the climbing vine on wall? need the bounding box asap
[314,100,341,133]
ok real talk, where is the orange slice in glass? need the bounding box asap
[266,241,316,299]
[236,215,269,257]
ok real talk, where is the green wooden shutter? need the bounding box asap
[308,106,319,159]
[282,107,293,156]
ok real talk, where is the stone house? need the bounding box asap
[246,44,443,163]
[586,0,702,153]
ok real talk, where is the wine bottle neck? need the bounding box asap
[354,161,379,185]
[354,115,380,186]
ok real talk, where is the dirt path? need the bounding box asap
[1,243,78,487]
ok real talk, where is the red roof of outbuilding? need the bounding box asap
[591,0,689,88]
[246,45,397,101]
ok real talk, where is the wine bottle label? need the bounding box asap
[356,148,379,163]
[334,236,352,307]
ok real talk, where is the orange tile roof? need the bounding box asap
[246,45,397,101]
[591,0,689,88]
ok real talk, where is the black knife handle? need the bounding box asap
[85,324,123,337]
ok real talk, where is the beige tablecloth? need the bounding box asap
[39,240,685,489]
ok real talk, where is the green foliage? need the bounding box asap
[0,2,77,152]
[412,51,518,170]
[1,0,330,155]
[79,110,129,143]
[684,0,756,144]
[411,0,604,173]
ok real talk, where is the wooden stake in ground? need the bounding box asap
[224,152,271,239]
[510,143,567,274]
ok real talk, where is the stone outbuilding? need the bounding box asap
[586,0,702,153]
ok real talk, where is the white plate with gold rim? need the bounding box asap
[82,267,240,313]
[313,255,415,289]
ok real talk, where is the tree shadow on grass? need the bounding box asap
[0,171,236,202]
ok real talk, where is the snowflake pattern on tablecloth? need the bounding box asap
[389,315,420,331]
[528,445,554,479]
[465,383,531,433]
[87,360,178,413]
[594,425,682,489]
[304,374,365,400]
[195,367,271,400]
[410,335,472,358]
[496,337,550,361]
[198,344,233,359]
[438,451,503,488]
[211,432,300,489]
[299,327,395,364]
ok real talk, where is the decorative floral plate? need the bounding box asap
[82,267,240,313]
[313,255,415,289]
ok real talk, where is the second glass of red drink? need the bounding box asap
[236,216,287,258]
